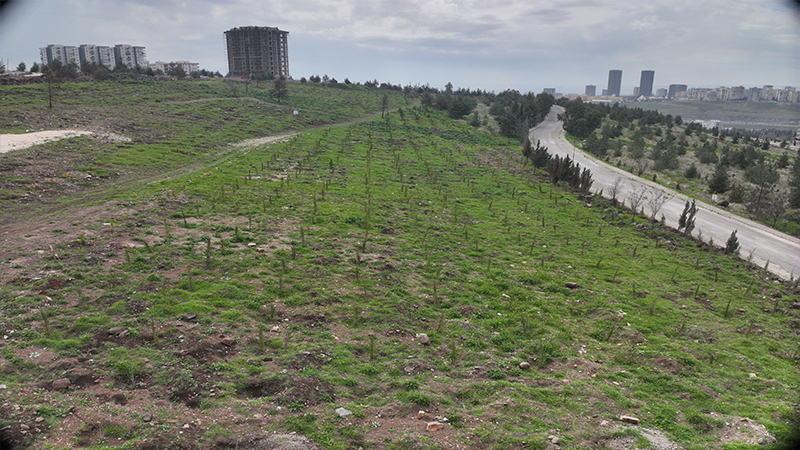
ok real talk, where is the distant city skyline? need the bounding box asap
[1,0,797,93]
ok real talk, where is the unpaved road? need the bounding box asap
[531,106,800,280]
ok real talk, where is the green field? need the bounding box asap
[0,80,798,450]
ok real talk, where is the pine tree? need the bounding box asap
[708,163,729,194]
[725,230,740,254]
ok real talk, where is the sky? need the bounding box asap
[1,0,799,94]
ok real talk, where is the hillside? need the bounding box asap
[0,80,799,450]
[630,101,800,129]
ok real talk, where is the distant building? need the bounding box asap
[151,61,200,75]
[602,88,609,96]
[585,85,596,96]
[225,26,289,78]
[668,84,687,99]
[40,42,146,69]
[656,88,667,97]
[543,88,556,95]
[639,70,654,97]
[633,87,640,97]
[607,69,622,96]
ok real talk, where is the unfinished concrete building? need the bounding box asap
[224,26,289,78]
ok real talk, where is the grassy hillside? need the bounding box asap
[0,80,798,450]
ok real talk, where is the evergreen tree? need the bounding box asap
[708,164,729,194]
[725,230,740,254]
[790,151,800,209]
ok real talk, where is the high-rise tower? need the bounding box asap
[224,26,289,78]
[607,69,622,96]
[639,70,655,97]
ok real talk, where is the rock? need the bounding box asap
[220,337,236,347]
[180,312,197,321]
[549,435,560,445]
[519,362,531,370]
[142,413,152,423]
[565,282,580,289]
[20,424,29,430]
[51,378,71,390]
[417,411,437,421]
[335,407,352,418]
[749,373,757,379]
[107,327,127,336]
[247,243,257,248]
[600,420,609,426]
[34,417,44,423]
[620,415,640,424]
[426,422,445,431]
[416,333,430,345]
[271,326,281,332]
[790,302,800,310]
[0,384,6,389]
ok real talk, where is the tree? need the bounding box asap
[380,94,389,118]
[725,230,740,254]
[609,177,624,205]
[16,62,26,72]
[646,189,673,221]
[627,185,649,220]
[708,164,729,194]
[271,76,289,103]
[167,65,186,79]
[744,162,780,216]
[790,153,800,209]
[30,62,40,73]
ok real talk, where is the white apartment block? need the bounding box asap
[150,60,199,75]
[41,43,147,70]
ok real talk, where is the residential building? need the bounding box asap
[656,88,667,97]
[40,43,145,69]
[607,69,622,96]
[150,60,200,75]
[639,70,654,97]
[224,26,289,78]
[543,88,556,95]
[585,85,596,97]
[633,87,640,97]
[97,46,115,68]
[668,84,687,99]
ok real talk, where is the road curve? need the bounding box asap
[530,106,800,280]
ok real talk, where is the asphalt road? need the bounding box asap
[530,106,800,280]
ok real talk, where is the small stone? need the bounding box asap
[247,243,257,248]
[183,423,190,429]
[180,312,197,321]
[335,407,352,418]
[620,415,640,424]
[220,338,236,347]
[34,417,44,423]
[565,282,579,289]
[749,373,757,379]
[271,326,281,332]
[107,327,127,336]
[0,384,6,389]
[600,420,609,426]
[142,413,152,423]
[519,362,531,370]
[51,378,71,390]
[20,424,29,430]
[426,422,444,431]
[416,333,430,345]
[550,436,560,445]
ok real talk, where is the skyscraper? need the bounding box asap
[585,85,596,97]
[607,70,622,96]
[639,70,655,97]
[225,26,289,78]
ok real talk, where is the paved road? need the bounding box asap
[530,106,800,280]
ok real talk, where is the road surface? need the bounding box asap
[530,106,800,280]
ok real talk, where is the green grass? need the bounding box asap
[0,80,797,450]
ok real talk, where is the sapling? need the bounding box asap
[368,334,378,360]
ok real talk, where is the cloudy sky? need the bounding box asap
[1,0,798,94]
